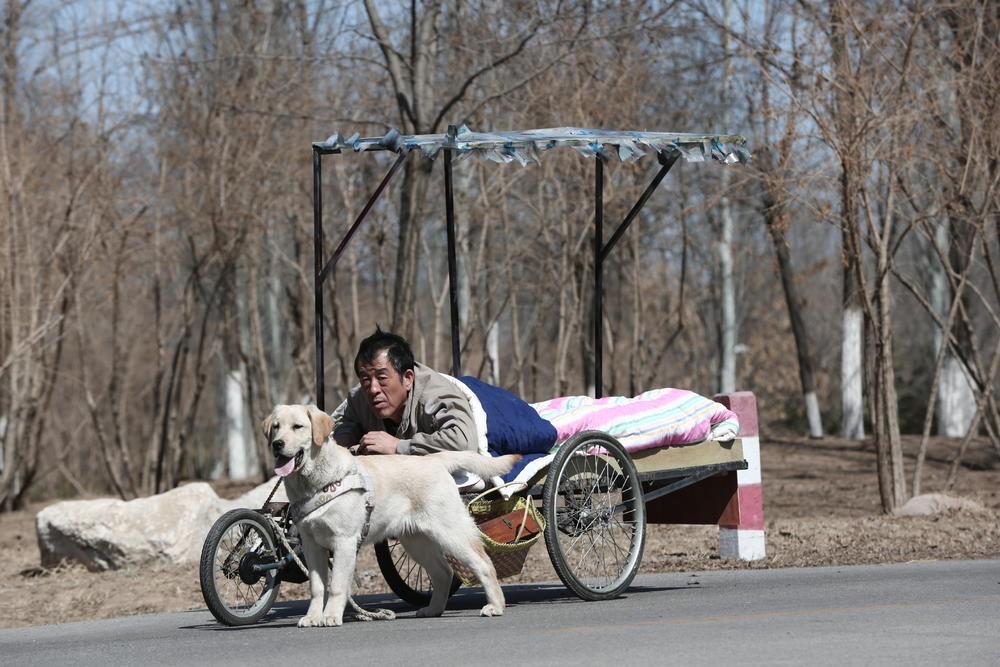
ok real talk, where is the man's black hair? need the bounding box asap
[355,326,415,377]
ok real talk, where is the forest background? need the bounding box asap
[2,0,998,516]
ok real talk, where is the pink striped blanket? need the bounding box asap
[531,387,739,453]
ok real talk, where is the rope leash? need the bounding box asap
[347,593,395,622]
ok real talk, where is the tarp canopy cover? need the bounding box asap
[316,126,751,166]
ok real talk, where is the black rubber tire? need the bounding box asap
[542,430,646,600]
[200,508,282,626]
[374,539,461,607]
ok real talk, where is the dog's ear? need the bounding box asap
[260,408,278,439]
[307,405,334,446]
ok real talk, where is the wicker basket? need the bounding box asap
[448,486,545,585]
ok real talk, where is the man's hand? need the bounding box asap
[350,431,399,455]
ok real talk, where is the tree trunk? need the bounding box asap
[391,159,430,336]
[937,355,976,437]
[935,221,978,436]
[764,209,824,438]
[363,0,441,339]
[224,368,256,480]
[718,194,737,394]
[871,274,907,511]
[718,0,737,395]
[757,117,825,438]
[830,1,865,440]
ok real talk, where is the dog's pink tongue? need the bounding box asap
[274,458,295,477]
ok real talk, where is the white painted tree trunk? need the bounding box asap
[454,163,475,377]
[717,0,737,395]
[225,368,257,480]
[937,352,976,436]
[0,415,6,475]
[929,222,975,437]
[841,307,865,439]
[719,206,736,394]
[270,271,283,395]
[486,320,500,385]
[805,391,823,438]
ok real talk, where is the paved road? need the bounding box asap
[3,559,998,666]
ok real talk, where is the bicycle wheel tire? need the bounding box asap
[543,430,646,600]
[374,539,461,607]
[200,508,282,625]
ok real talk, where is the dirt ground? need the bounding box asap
[3,433,998,629]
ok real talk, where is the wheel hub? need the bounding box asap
[238,552,268,585]
[557,504,611,536]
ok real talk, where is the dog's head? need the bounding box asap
[261,404,334,477]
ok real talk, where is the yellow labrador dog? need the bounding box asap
[263,404,519,627]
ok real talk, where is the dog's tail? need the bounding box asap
[431,450,522,479]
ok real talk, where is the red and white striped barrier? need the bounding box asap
[713,391,765,560]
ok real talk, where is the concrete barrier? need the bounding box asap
[713,391,765,560]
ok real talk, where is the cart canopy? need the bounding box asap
[309,125,751,406]
[315,126,751,166]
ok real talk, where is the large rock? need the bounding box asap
[896,493,987,517]
[232,477,288,509]
[35,479,288,571]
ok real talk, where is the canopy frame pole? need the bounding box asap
[593,150,680,398]
[312,137,693,407]
[312,147,409,409]
[594,158,605,398]
[312,147,326,410]
[444,141,462,376]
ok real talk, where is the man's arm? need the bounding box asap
[330,395,363,448]
[398,389,478,455]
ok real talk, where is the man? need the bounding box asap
[331,327,479,456]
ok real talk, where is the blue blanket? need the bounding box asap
[458,376,556,482]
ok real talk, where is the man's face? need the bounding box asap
[357,349,413,424]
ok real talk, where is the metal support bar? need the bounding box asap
[637,459,747,485]
[594,158,604,398]
[638,467,724,507]
[313,139,685,411]
[605,461,745,514]
[593,151,679,399]
[600,151,679,262]
[444,146,461,376]
[312,148,326,409]
[503,458,746,502]
[313,149,408,409]
[317,151,409,285]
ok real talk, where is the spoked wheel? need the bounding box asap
[374,539,461,607]
[543,430,646,600]
[200,508,283,625]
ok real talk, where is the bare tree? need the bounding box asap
[9,0,999,513]
[139,0,327,485]
[0,0,144,506]
[756,135,825,439]
[826,1,868,442]
[736,0,827,437]
[896,1,1000,492]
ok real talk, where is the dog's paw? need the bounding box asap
[479,604,504,617]
[415,607,444,618]
[297,614,343,627]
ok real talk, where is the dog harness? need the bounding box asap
[289,461,376,550]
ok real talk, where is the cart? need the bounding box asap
[199,126,753,625]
